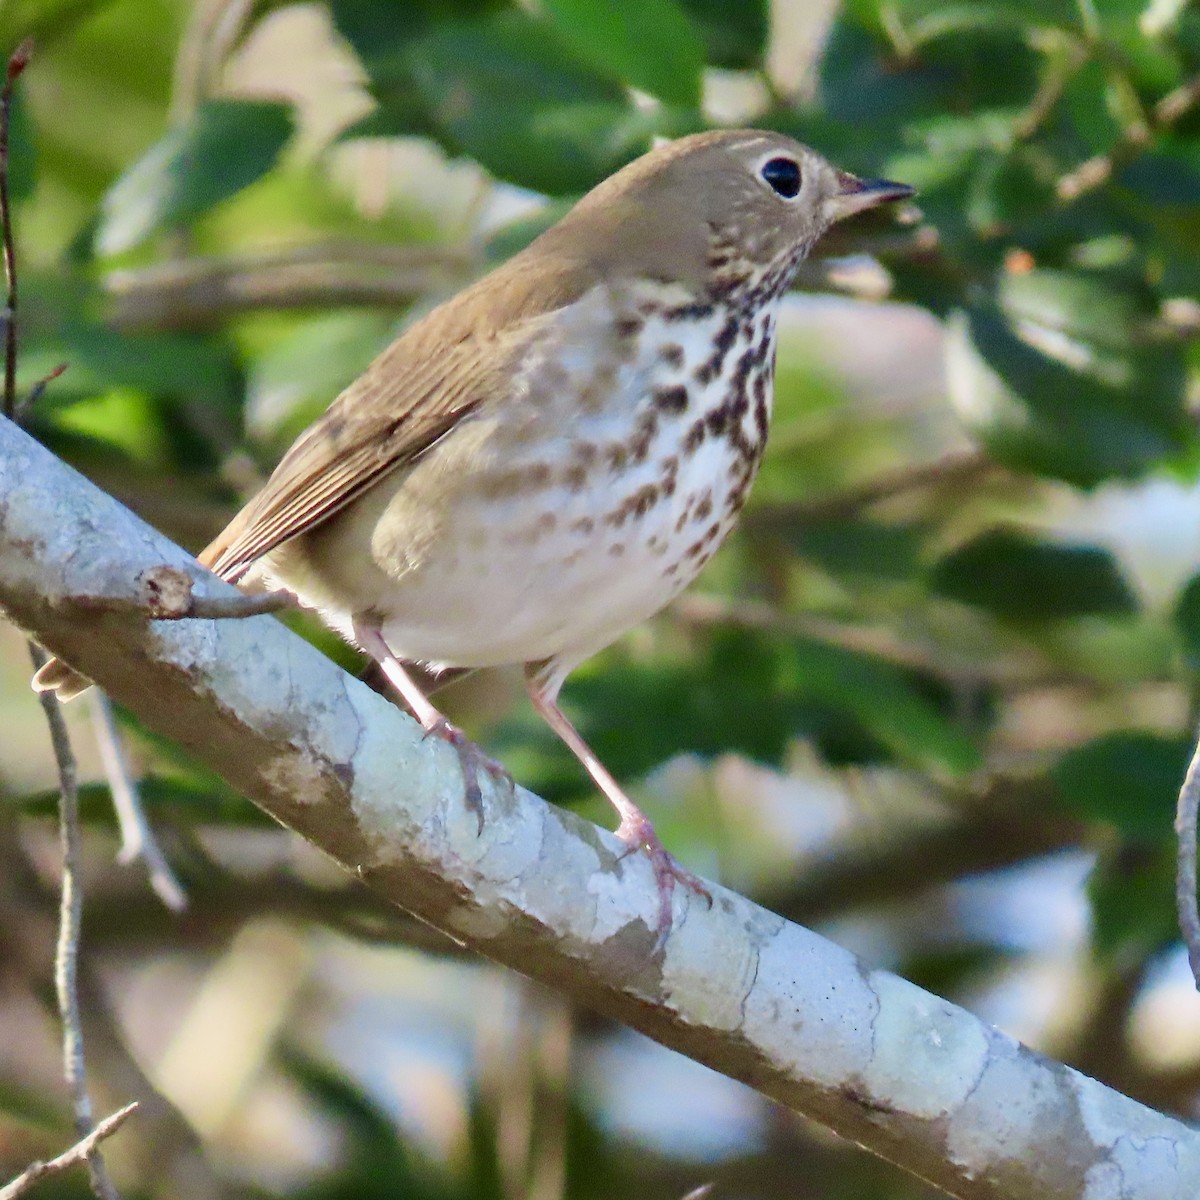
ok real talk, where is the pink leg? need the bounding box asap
[524,670,711,949]
[353,616,511,831]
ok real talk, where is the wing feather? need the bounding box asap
[198,238,603,582]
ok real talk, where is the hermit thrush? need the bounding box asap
[36,130,911,940]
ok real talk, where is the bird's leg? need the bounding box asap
[524,669,711,948]
[352,616,510,831]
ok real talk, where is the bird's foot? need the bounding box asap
[422,717,514,834]
[615,811,712,952]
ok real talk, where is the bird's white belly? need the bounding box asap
[270,291,776,674]
[381,420,749,669]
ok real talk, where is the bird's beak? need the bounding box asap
[823,171,915,223]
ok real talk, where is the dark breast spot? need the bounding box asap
[694,318,739,386]
[653,384,689,415]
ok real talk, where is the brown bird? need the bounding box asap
[36,129,912,940]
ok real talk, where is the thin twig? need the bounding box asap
[1058,70,1200,200]
[29,648,122,1200]
[15,360,67,419]
[5,40,123,1199]
[0,1103,138,1200]
[68,565,296,621]
[89,690,187,912]
[1175,733,1200,989]
[0,39,31,419]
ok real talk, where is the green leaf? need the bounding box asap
[1054,732,1189,841]
[1087,844,1178,961]
[405,11,655,196]
[540,0,704,107]
[785,635,983,776]
[329,0,505,74]
[1174,574,1200,672]
[844,0,1080,38]
[501,627,979,803]
[7,88,35,204]
[945,270,1193,484]
[244,312,396,447]
[820,15,1041,143]
[96,98,294,254]
[777,516,925,583]
[679,0,768,68]
[930,528,1138,621]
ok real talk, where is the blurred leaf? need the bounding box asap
[821,16,1041,151]
[930,528,1138,620]
[329,0,505,71]
[504,628,979,802]
[283,1048,451,1200]
[783,634,982,775]
[1054,731,1188,841]
[329,0,504,143]
[775,516,925,583]
[1065,60,1128,156]
[541,0,704,106]
[946,269,1193,484]
[1174,573,1200,672]
[844,0,1080,38]
[7,88,35,203]
[244,311,396,447]
[17,774,268,826]
[905,943,1018,995]
[680,0,768,67]
[0,1077,68,1130]
[1087,843,1178,961]
[96,98,294,254]
[405,11,651,195]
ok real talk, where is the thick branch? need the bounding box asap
[1,416,1198,1200]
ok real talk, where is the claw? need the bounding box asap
[615,812,712,953]
[423,717,514,834]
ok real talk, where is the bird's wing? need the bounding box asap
[199,310,551,582]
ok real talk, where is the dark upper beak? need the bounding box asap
[824,171,916,223]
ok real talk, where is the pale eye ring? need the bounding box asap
[760,156,801,199]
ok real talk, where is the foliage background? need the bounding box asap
[3,0,1200,1196]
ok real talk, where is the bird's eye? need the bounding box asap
[760,156,801,199]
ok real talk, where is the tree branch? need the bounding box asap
[103,242,474,330]
[1,416,1198,1200]
[89,689,187,912]
[0,1103,138,1200]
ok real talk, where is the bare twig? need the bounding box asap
[0,1103,138,1200]
[1175,734,1200,989]
[0,38,31,419]
[1058,70,1200,200]
[89,690,187,912]
[65,565,296,621]
[5,40,124,1200]
[29,648,122,1200]
[15,359,68,419]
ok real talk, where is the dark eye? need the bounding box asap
[760,156,801,199]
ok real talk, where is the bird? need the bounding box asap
[35,129,912,942]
